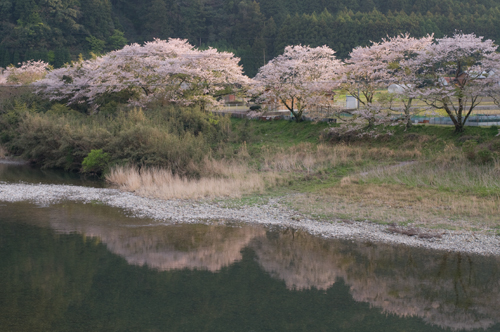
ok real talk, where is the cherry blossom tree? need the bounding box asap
[32,56,104,112]
[252,45,342,122]
[403,32,500,132]
[34,39,251,112]
[5,60,51,85]
[340,34,433,129]
[0,69,8,85]
[381,34,434,129]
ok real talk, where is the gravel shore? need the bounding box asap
[1,182,499,256]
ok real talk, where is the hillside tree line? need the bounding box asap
[2,0,500,76]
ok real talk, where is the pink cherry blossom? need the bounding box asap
[34,39,251,112]
[402,32,500,132]
[252,45,343,122]
[5,60,51,85]
[340,34,433,130]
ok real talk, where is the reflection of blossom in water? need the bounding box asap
[252,229,350,290]
[98,225,265,272]
[348,274,497,331]
[31,204,500,331]
[45,206,265,272]
[252,230,500,331]
[343,245,500,331]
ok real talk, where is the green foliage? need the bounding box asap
[461,139,497,164]
[86,35,106,54]
[53,48,71,68]
[82,149,110,174]
[107,30,127,51]
[477,149,494,164]
[45,103,83,117]
[4,0,500,75]
[2,106,230,173]
[462,140,478,161]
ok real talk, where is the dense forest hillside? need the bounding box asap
[2,0,500,76]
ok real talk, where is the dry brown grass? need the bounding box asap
[349,145,500,196]
[106,158,279,199]
[261,143,421,173]
[294,143,500,230]
[106,142,423,200]
[0,145,6,158]
[292,183,500,230]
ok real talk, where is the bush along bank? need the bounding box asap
[0,104,231,176]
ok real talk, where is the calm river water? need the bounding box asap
[1,162,500,331]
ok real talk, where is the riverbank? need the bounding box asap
[2,112,500,252]
[0,159,28,165]
[1,182,499,256]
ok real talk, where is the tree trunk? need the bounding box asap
[406,117,413,130]
[442,104,465,133]
[282,98,302,122]
[454,122,465,133]
[404,99,413,130]
[294,111,303,122]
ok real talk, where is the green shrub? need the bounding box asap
[462,140,478,161]
[491,140,500,152]
[477,149,493,164]
[4,105,229,174]
[82,149,110,174]
[45,103,83,117]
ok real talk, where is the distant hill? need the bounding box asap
[2,0,500,76]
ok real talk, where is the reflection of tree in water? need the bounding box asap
[80,224,264,272]
[1,203,267,331]
[252,229,500,331]
[5,202,500,331]
[345,248,500,331]
[0,161,100,185]
[42,203,266,272]
[251,228,352,290]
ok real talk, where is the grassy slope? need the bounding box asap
[227,119,500,233]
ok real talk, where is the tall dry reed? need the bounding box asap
[107,142,423,199]
[0,145,6,158]
[106,161,276,200]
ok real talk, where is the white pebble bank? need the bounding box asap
[1,182,499,256]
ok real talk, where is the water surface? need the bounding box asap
[0,160,105,187]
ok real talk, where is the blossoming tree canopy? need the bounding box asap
[342,34,433,106]
[253,45,342,122]
[340,34,434,129]
[379,34,434,128]
[404,32,500,132]
[5,60,52,85]
[34,38,251,112]
[342,39,394,108]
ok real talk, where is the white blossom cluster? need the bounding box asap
[4,60,51,85]
[31,38,251,111]
[252,45,343,121]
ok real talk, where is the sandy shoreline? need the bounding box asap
[1,182,499,256]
